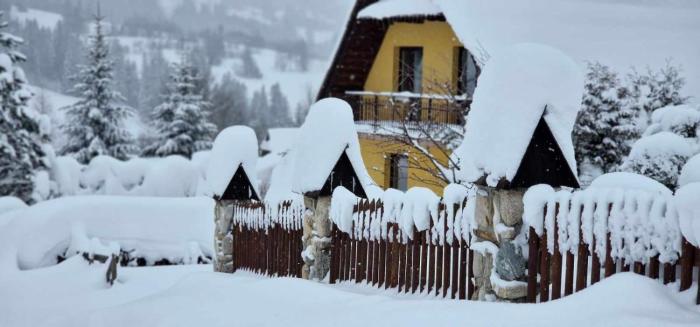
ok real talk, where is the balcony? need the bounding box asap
[342,91,469,130]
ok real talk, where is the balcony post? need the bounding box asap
[373,95,379,126]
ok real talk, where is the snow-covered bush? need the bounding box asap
[0,196,214,269]
[644,104,700,139]
[621,132,693,189]
[678,154,700,187]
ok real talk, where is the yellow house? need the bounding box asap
[317,0,480,195]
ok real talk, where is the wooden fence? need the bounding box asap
[230,200,304,277]
[526,201,700,305]
[329,199,475,299]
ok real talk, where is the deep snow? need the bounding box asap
[0,259,697,327]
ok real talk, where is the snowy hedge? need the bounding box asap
[0,196,214,269]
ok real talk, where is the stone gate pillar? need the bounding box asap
[301,196,333,281]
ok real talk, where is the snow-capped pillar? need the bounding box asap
[301,195,333,281]
[213,200,234,273]
[471,186,528,301]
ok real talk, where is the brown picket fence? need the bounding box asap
[329,199,475,299]
[526,202,700,305]
[231,200,304,277]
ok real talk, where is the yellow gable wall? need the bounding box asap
[359,135,450,195]
[363,21,463,93]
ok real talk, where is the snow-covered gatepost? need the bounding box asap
[453,44,583,301]
[206,126,260,273]
[291,98,373,281]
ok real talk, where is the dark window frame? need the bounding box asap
[456,47,479,98]
[387,154,409,191]
[397,47,423,93]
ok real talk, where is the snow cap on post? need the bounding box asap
[452,43,583,188]
[675,182,700,247]
[291,98,373,197]
[205,126,259,200]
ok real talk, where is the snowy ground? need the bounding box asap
[0,259,698,327]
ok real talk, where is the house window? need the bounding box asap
[457,47,479,98]
[387,154,409,191]
[397,47,423,93]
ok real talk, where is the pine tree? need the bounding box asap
[0,12,48,202]
[61,13,136,163]
[238,47,262,79]
[209,73,248,131]
[573,62,640,173]
[628,62,689,123]
[248,86,269,139]
[268,83,291,127]
[143,60,217,159]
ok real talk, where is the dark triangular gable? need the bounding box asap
[316,151,367,198]
[509,116,580,189]
[219,164,260,201]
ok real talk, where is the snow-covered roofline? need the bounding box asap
[205,126,260,198]
[357,0,442,20]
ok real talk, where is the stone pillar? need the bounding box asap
[213,200,234,273]
[471,186,527,302]
[301,196,332,281]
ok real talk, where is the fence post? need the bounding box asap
[330,223,339,284]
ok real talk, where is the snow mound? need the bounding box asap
[0,196,214,269]
[628,132,694,160]
[358,0,441,19]
[205,126,259,198]
[675,182,700,247]
[291,98,375,194]
[452,43,583,186]
[645,104,700,138]
[679,154,700,187]
[0,197,27,217]
[134,156,201,197]
[590,172,672,196]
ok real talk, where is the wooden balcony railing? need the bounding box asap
[342,91,469,129]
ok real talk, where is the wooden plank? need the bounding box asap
[390,225,401,289]
[428,224,436,294]
[350,230,357,281]
[398,230,406,292]
[451,240,459,299]
[551,207,562,300]
[467,247,475,300]
[442,216,450,298]
[648,255,660,280]
[420,230,428,294]
[591,234,600,285]
[527,227,539,303]
[458,237,467,300]
[680,238,695,291]
[412,228,421,293]
[405,233,413,293]
[604,232,615,278]
[539,228,550,302]
[575,211,589,292]
[564,250,575,296]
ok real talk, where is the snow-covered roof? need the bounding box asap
[205,126,259,198]
[452,43,583,186]
[260,128,299,155]
[358,0,442,20]
[344,0,700,99]
[291,98,376,195]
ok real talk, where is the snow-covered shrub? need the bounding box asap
[621,132,693,189]
[133,156,200,197]
[644,104,700,139]
[574,62,639,173]
[679,154,700,187]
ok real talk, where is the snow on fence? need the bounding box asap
[523,185,700,304]
[328,188,475,299]
[230,200,304,277]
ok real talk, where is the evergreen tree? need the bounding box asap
[237,46,262,79]
[0,12,48,202]
[268,83,291,127]
[143,60,217,158]
[573,62,640,173]
[209,73,248,131]
[60,13,136,163]
[628,62,689,123]
[248,86,268,138]
[139,48,170,115]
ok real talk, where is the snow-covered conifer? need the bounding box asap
[143,60,217,159]
[268,83,291,127]
[627,62,689,122]
[574,62,639,173]
[60,14,136,163]
[0,12,49,202]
